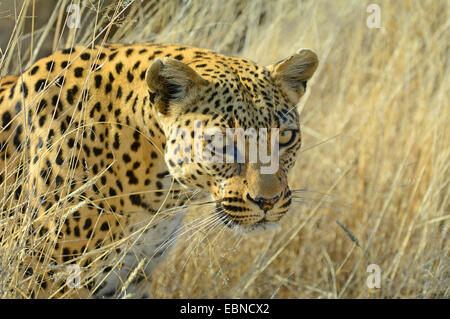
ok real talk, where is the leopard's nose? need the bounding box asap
[246,193,281,211]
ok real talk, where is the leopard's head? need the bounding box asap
[146,49,318,232]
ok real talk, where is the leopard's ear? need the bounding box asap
[268,49,318,102]
[146,57,208,115]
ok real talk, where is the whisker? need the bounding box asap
[141,214,222,275]
[134,212,221,278]
[154,207,222,256]
[291,188,350,203]
[165,213,217,244]
[210,214,234,246]
[156,216,216,254]
[292,195,352,208]
[179,214,225,270]
[175,214,226,272]
[291,199,348,214]
[189,209,225,250]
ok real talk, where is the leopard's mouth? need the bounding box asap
[215,203,280,233]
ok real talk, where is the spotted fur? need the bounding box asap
[0,43,318,298]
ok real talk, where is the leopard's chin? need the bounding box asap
[237,220,281,234]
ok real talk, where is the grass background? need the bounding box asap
[0,0,448,298]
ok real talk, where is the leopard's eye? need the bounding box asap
[279,130,298,147]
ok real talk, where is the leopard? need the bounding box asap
[0,42,318,298]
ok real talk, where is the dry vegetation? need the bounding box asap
[0,0,448,298]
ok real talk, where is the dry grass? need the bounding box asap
[0,0,448,298]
